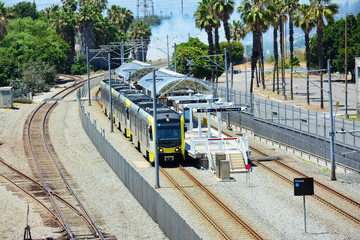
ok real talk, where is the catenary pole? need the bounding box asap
[153,70,160,188]
[109,53,113,133]
[328,59,336,180]
[86,46,91,106]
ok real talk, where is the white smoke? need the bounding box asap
[147,14,226,61]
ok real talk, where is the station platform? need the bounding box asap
[185,126,250,173]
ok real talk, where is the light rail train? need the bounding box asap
[100,80,186,164]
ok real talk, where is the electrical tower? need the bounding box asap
[136,0,152,19]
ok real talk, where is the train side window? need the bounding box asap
[126,108,129,119]
[148,126,153,141]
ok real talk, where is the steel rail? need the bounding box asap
[159,167,232,240]
[27,101,73,238]
[250,148,360,225]
[179,166,264,239]
[26,78,105,239]
[43,96,105,239]
[0,157,100,230]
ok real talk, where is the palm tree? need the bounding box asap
[268,0,282,94]
[194,0,216,82]
[119,7,134,33]
[285,0,299,100]
[212,0,235,65]
[0,2,10,42]
[129,21,152,61]
[310,0,338,109]
[295,4,316,105]
[238,0,271,94]
[230,20,247,41]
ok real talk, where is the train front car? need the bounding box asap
[155,110,185,163]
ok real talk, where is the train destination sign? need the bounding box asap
[294,178,314,196]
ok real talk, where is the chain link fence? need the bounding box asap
[216,86,360,172]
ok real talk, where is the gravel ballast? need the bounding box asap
[1,80,359,239]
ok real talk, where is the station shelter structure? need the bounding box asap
[114,60,158,83]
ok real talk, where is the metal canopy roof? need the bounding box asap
[114,60,158,82]
[138,68,211,97]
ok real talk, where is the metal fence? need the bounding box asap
[215,86,360,171]
[77,79,200,240]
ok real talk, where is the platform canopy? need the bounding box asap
[114,60,158,82]
[138,68,211,97]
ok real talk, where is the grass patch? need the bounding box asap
[297,156,316,165]
[337,114,360,121]
[322,167,329,173]
[13,98,32,104]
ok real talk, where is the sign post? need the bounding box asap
[294,178,314,233]
[245,164,251,187]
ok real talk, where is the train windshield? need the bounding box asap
[157,124,181,147]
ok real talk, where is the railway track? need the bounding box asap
[249,147,360,225]
[215,123,360,225]
[21,78,107,239]
[160,166,264,240]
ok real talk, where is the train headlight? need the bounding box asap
[158,148,164,152]
[175,147,181,152]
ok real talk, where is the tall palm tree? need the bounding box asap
[129,20,152,61]
[295,3,316,105]
[230,20,247,41]
[285,0,299,100]
[238,0,271,94]
[212,0,235,65]
[310,0,338,109]
[268,0,282,94]
[194,0,216,82]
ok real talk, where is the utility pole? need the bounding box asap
[181,0,183,15]
[137,0,140,19]
[345,14,349,119]
[167,35,169,66]
[174,43,177,72]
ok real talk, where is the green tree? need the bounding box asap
[0,18,70,73]
[173,37,224,80]
[212,0,235,65]
[0,55,16,86]
[295,3,317,105]
[12,1,39,19]
[17,58,58,93]
[310,13,360,82]
[219,41,244,65]
[129,20,152,61]
[46,3,77,72]
[310,0,339,109]
[108,5,134,33]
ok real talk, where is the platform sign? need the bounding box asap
[196,107,244,113]
[294,178,314,196]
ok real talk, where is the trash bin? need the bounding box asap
[215,152,226,179]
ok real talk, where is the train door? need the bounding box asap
[126,107,131,138]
